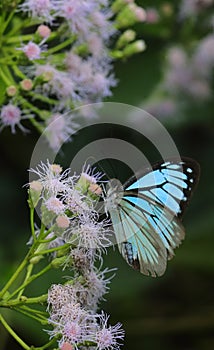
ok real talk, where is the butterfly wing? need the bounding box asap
[125,158,200,219]
[107,158,200,276]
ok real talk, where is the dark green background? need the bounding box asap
[1,1,214,348]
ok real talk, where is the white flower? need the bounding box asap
[45,112,77,151]
[44,196,65,215]
[68,214,111,251]
[84,268,115,309]
[0,103,31,133]
[19,0,58,22]
[29,161,70,195]
[95,312,125,350]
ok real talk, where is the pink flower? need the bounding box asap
[146,8,160,23]
[44,196,65,215]
[0,104,23,133]
[96,313,125,350]
[45,113,77,151]
[37,24,51,38]
[22,41,42,60]
[20,0,57,22]
[60,342,73,350]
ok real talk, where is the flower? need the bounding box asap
[19,0,57,22]
[95,312,125,350]
[37,24,51,38]
[29,161,70,195]
[56,215,70,229]
[67,214,111,251]
[21,41,43,60]
[1,0,146,144]
[83,268,115,309]
[0,103,29,133]
[179,0,214,19]
[44,197,65,215]
[60,342,74,350]
[45,112,77,151]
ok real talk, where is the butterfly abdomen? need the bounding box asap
[122,242,140,271]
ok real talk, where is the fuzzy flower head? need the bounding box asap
[60,342,74,350]
[45,112,77,151]
[21,41,43,61]
[96,313,125,350]
[19,0,58,22]
[29,161,70,195]
[83,268,115,309]
[44,196,65,215]
[0,103,29,134]
[68,215,111,251]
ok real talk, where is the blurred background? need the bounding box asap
[0,0,214,349]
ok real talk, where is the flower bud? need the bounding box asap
[111,0,134,13]
[37,24,51,38]
[116,4,146,28]
[116,30,136,49]
[20,79,33,91]
[6,85,17,96]
[28,181,43,208]
[51,256,68,269]
[123,40,146,57]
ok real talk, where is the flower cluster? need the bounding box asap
[48,284,125,350]
[179,0,214,19]
[0,0,146,148]
[138,1,214,122]
[144,33,214,120]
[28,161,124,349]
[29,161,111,253]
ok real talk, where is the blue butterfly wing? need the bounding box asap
[110,198,167,276]
[108,158,200,276]
[125,159,200,218]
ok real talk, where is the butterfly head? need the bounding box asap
[105,178,124,212]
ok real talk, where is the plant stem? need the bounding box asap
[18,263,34,298]
[13,306,48,324]
[47,36,76,55]
[0,255,29,299]
[34,337,58,350]
[1,10,16,35]
[0,314,31,350]
[30,208,36,242]
[7,264,52,300]
[6,34,34,44]
[33,243,70,257]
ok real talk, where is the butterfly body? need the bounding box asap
[106,158,200,277]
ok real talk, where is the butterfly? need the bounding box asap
[105,158,200,277]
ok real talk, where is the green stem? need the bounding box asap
[8,264,52,300]
[0,67,14,85]
[20,97,45,117]
[6,34,34,44]
[46,36,76,55]
[18,263,34,299]
[0,314,31,350]
[0,255,29,299]
[13,306,48,324]
[0,294,47,307]
[8,18,38,37]
[30,208,36,242]
[28,92,58,106]
[30,118,44,134]
[12,64,27,80]
[34,337,58,350]
[1,10,16,35]
[33,243,70,256]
